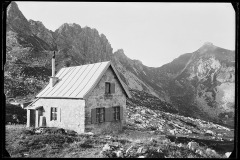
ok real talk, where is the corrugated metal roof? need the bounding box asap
[36,61,131,99]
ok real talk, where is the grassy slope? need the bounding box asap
[5,90,234,158]
[5,125,232,158]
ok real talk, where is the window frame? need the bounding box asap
[113,106,120,121]
[51,107,57,121]
[105,82,111,94]
[96,107,105,123]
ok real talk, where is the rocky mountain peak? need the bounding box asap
[29,19,44,27]
[7,2,31,35]
[203,42,214,47]
[133,59,143,66]
[56,23,82,34]
[68,23,81,28]
[113,49,134,65]
[56,23,69,33]
[197,42,217,54]
[114,49,128,59]
[28,19,56,49]
[7,1,19,16]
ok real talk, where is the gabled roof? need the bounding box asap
[36,61,131,99]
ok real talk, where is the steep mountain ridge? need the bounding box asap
[6,1,31,35]
[165,43,235,126]
[29,19,57,50]
[5,2,235,127]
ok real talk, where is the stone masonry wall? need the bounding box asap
[85,66,127,134]
[33,98,85,133]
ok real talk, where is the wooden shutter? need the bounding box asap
[91,108,96,124]
[111,83,115,93]
[105,107,113,122]
[57,108,61,122]
[120,106,123,120]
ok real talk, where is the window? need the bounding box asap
[113,106,120,121]
[105,82,111,94]
[105,82,115,94]
[91,106,123,124]
[96,108,105,123]
[51,107,57,121]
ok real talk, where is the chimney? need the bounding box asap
[52,51,55,77]
[50,51,58,87]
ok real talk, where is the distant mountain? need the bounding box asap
[5,2,235,127]
[162,43,235,127]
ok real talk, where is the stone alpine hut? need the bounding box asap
[25,53,131,134]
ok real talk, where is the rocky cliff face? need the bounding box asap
[7,2,54,52]
[29,19,56,50]
[53,23,113,69]
[6,1,31,35]
[5,2,235,127]
[163,43,235,127]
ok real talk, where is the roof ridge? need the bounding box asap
[61,61,111,69]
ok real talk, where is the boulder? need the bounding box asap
[187,141,199,151]
[35,128,44,134]
[195,149,204,156]
[205,148,217,156]
[125,145,133,155]
[111,142,120,148]
[137,147,143,154]
[115,150,123,157]
[169,129,175,135]
[205,130,214,136]
[88,132,94,135]
[162,139,171,144]
[141,110,146,114]
[187,130,192,134]
[158,125,163,130]
[217,133,223,137]
[171,142,176,146]
[177,143,183,148]
[225,152,231,158]
[102,143,111,152]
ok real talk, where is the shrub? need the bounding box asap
[65,129,77,136]
[145,149,165,158]
[21,129,34,135]
[79,139,93,148]
[34,127,66,134]
[134,120,142,124]
[116,138,130,145]
[149,126,158,131]
[18,133,75,151]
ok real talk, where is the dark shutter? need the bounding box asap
[91,108,96,124]
[120,106,123,120]
[105,107,113,122]
[111,83,115,93]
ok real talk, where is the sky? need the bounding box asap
[16,2,235,67]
